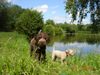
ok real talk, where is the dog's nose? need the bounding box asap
[37,47,40,49]
[38,38,46,46]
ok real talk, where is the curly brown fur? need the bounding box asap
[30,31,49,62]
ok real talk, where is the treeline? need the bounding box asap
[0,1,64,37]
[0,0,100,38]
[0,0,44,38]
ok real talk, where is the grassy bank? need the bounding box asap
[0,32,100,75]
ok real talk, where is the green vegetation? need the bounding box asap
[0,0,43,37]
[0,32,100,75]
[16,9,43,37]
[65,0,100,33]
[0,0,100,38]
[0,0,100,75]
[43,24,64,36]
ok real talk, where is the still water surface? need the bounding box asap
[46,34,100,55]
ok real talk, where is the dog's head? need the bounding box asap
[65,49,75,56]
[36,32,49,47]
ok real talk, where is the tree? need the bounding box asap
[43,25,55,36]
[45,19,55,25]
[0,0,23,31]
[0,0,9,31]
[7,5,24,31]
[65,0,100,33]
[15,9,44,38]
[55,26,64,35]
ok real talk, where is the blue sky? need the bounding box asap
[8,0,90,24]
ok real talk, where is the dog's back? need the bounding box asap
[52,50,66,58]
[52,46,67,61]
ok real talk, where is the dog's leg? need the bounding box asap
[61,58,65,64]
[52,54,57,61]
[30,45,34,57]
[30,38,36,57]
[61,59,64,64]
[41,46,46,62]
[35,51,41,61]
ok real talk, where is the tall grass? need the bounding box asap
[0,32,100,75]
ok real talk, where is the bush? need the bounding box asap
[43,25,64,36]
[55,27,64,36]
[43,25,55,36]
[15,9,44,38]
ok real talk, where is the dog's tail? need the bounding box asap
[38,29,42,34]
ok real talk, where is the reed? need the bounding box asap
[0,32,100,75]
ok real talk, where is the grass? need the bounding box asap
[0,32,100,75]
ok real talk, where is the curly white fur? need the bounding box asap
[52,46,75,64]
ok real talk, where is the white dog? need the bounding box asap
[52,46,75,63]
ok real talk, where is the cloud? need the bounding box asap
[7,0,12,2]
[7,0,16,3]
[50,13,73,23]
[33,4,48,13]
[51,11,56,15]
[51,5,59,9]
[82,19,90,24]
[54,16,66,23]
[55,13,90,24]
[51,16,69,23]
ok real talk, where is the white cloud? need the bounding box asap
[7,0,12,2]
[51,5,59,9]
[50,13,73,23]
[33,4,48,13]
[51,11,56,15]
[51,16,68,23]
[82,19,90,24]
[7,0,16,3]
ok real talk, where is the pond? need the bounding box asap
[46,34,100,55]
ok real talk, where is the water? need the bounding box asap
[46,34,100,55]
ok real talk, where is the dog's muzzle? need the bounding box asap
[37,46,40,50]
[38,38,46,46]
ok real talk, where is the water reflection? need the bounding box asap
[46,34,100,55]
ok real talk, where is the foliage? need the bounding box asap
[0,0,24,31]
[15,10,44,38]
[43,24,64,36]
[0,0,9,31]
[77,24,88,31]
[45,19,55,25]
[43,25,55,36]
[0,32,100,75]
[54,26,64,36]
[0,0,100,35]
[7,5,24,31]
[65,0,100,33]
[0,1,43,34]
[60,23,77,33]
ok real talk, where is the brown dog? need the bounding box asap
[30,31,49,62]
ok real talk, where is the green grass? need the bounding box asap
[0,32,100,75]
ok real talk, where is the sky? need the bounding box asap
[8,0,90,24]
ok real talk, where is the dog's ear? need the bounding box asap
[65,50,68,52]
[36,34,42,41]
[43,33,50,42]
[65,51,69,56]
[68,49,75,55]
[36,31,45,41]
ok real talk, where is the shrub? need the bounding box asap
[15,9,44,38]
[43,25,55,36]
